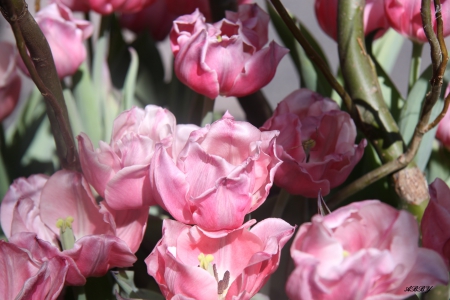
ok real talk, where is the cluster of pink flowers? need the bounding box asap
[315,0,450,43]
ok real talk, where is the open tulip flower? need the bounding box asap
[261,89,366,198]
[286,200,449,300]
[421,178,450,269]
[146,218,295,300]
[150,112,281,231]
[78,105,177,210]
[0,170,137,279]
[170,5,288,99]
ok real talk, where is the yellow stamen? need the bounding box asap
[198,253,214,270]
[302,139,316,163]
[343,250,350,258]
[55,216,74,233]
[217,35,223,42]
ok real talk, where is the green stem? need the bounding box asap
[408,42,424,93]
[0,124,9,200]
[238,90,273,127]
[72,286,87,300]
[271,188,290,218]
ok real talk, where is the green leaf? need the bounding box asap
[399,65,445,170]
[266,1,332,96]
[121,47,139,111]
[371,57,404,120]
[427,143,450,185]
[112,270,138,296]
[372,29,405,74]
[72,62,102,145]
[63,88,84,139]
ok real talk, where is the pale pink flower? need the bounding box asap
[77,105,177,210]
[436,84,450,148]
[146,218,295,300]
[0,239,72,300]
[149,112,281,231]
[19,3,93,78]
[286,200,449,300]
[0,42,21,122]
[421,178,450,270]
[384,0,450,43]
[1,171,137,279]
[261,89,366,198]
[315,0,388,41]
[170,7,288,99]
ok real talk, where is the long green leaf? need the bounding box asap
[121,47,139,111]
[72,62,102,145]
[63,88,84,139]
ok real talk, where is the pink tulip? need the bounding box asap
[0,42,21,122]
[19,3,93,79]
[0,240,70,300]
[286,200,449,300]
[421,178,450,269]
[149,112,281,231]
[261,89,366,198]
[146,218,295,300]
[1,171,137,279]
[436,84,450,148]
[56,0,155,14]
[315,0,389,41]
[77,105,177,210]
[170,6,288,99]
[226,4,270,50]
[384,0,450,43]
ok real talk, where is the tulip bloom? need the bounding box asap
[1,171,137,279]
[315,0,388,41]
[0,240,71,300]
[57,0,155,14]
[421,178,450,269]
[78,105,177,210]
[150,112,281,231]
[286,200,449,300]
[0,42,21,122]
[146,218,295,300]
[170,6,288,99]
[261,89,366,198]
[20,3,93,79]
[384,0,450,43]
[436,85,450,148]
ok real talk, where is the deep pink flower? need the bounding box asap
[0,171,137,279]
[19,3,93,79]
[436,84,450,148]
[56,0,155,14]
[286,200,449,300]
[77,105,177,210]
[146,218,295,300]
[315,0,389,41]
[261,89,366,198]
[421,178,450,270]
[149,112,281,231]
[384,0,450,43]
[0,239,71,300]
[0,42,21,122]
[170,6,288,99]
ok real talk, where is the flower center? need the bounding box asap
[217,35,223,42]
[343,250,350,258]
[197,253,231,297]
[56,216,75,250]
[302,138,316,163]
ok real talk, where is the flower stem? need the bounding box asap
[408,42,424,93]
[271,188,290,218]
